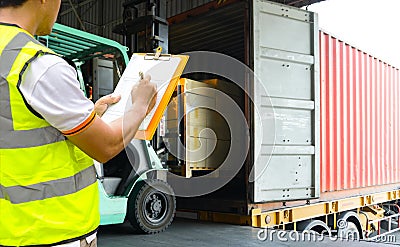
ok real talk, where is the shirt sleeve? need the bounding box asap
[20,55,96,136]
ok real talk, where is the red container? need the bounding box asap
[320,31,400,193]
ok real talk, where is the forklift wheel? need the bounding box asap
[127,179,176,234]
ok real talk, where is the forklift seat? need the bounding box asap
[94,160,122,196]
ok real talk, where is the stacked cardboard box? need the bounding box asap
[185,79,233,176]
[164,79,244,177]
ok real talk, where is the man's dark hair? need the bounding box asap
[0,0,28,8]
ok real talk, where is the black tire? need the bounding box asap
[297,220,331,235]
[338,222,360,240]
[127,179,176,234]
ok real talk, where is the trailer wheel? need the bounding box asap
[336,212,363,240]
[127,179,176,234]
[337,221,360,240]
[297,220,331,235]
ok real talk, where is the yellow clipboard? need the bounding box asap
[102,48,188,141]
[134,52,188,140]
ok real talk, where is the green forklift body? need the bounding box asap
[41,23,129,63]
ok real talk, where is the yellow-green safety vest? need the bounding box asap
[0,24,99,246]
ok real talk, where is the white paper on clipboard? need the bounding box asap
[102,54,182,130]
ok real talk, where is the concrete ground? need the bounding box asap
[98,218,400,247]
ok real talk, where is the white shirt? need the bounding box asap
[54,233,96,247]
[20,54,95,135]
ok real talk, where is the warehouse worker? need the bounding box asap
[0,0,156,246]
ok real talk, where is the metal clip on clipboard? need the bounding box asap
[144,46,171,61]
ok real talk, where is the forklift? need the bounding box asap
[37,21,176,234]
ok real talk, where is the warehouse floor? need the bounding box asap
[98,218,400,246]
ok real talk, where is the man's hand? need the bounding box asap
[130,74,157,116]
[67,75,157,163]
[94,94,121,117]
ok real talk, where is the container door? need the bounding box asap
[251,0,320,202]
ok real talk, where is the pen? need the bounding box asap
[139,71,144,80]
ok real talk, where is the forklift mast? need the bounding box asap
[113,0,168,54]
[113,0,172,158]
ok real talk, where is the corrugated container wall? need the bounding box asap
[167,0,213,17]
[57,0,213,44]
[320,31,400,193]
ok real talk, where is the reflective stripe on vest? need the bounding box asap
[0,166,97,204]
[0,32,65,149]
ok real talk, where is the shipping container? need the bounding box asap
[320,31,400,193]
[164,0,400,235]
